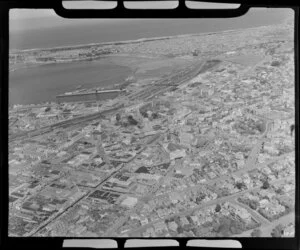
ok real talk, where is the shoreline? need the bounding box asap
[10,23,282,54]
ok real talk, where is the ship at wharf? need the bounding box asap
[56,89,126,103]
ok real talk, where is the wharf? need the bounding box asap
[56,89,126,103]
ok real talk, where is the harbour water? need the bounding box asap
[9,60,132,105]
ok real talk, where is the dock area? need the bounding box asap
[56,89,126,103]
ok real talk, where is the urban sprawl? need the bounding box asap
[8,18,295,237]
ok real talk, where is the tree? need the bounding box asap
[275,187,284,195]
[140,110,148,118]
[45,107,51,112]
[215,204,222,213]
[249,200,259,210]
[271,224,284,237]
[256,122,265,133]
[115,113,121,125]
[251,228,262,237]
[235,182,246,190]
[127,115,138,125]
[271,61,281,67]
[262,180,270,189]
[152,112,159,119]
[290,124,295,136]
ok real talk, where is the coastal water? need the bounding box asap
[9,8,293,105]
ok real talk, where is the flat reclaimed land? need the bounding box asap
[9,17,295,238]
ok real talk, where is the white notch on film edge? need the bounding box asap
[62,1,117,9]
[63,239,242,248]
[63,239,118,248]
[187,240,242,248]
